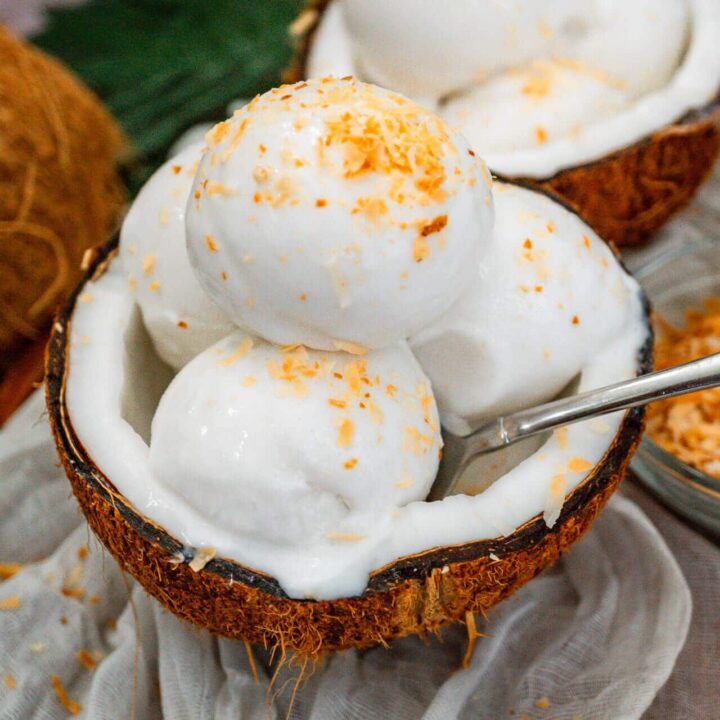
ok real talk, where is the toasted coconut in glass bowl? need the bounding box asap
[289,0,720,247]
[46,79,650,658]
[633,239,720,534]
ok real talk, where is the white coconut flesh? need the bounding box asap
[307,0,720,178]
[64,186,646,601]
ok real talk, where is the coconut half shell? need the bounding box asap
[286,1,720,247]
[45,237,651,658]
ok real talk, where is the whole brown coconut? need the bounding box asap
[0,26,126,378]
[45,238,651,659]
[285,1,720,247]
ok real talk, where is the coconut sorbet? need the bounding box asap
[66,78,647,599]
[308,0,720,177]
[186,79,492,350]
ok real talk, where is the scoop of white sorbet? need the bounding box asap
[186,77,492,351]
[340,0,569,101]
[120,143,235,369]
[410,183,642,435]
[338,0,688,101]
[149,333,441,546]
[309,0,690,164]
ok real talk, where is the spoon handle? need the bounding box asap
[467,352,720,454]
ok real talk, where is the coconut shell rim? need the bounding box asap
[506,92,720,186]
[45,227,652,603]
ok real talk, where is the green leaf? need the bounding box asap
[33,0,305,193]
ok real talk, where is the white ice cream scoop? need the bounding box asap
[336,0,687,102]
[185,77,493,351]
[149,332,442,547]
[340,0,573,101]
[120,143,235,370]
[309,0,690,166]
[410,183,643,435]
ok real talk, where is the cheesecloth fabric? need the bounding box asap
[0,389,702,720]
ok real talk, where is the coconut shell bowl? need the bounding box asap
[46,244,650,658]
[288,0,720,247]
[45,72,654,659]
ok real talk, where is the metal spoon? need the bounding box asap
[429,352,720,501]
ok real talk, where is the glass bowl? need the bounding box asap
[631,239,720,535]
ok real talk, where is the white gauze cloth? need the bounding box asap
[0,390,693,719]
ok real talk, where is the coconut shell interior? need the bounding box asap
[286,0,720,247]
[46,237,651,657]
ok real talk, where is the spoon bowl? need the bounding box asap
[430,352,720,501]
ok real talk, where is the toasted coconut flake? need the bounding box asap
[326,532,366,542]
[394,472,414,490]
[332,339,368,355]
[568,457,593,473]
[217,336,254,368]
[61,586,85,600]
[141,253,156,276]
[77,649,97,671]
[337,418,355,448]
[647,298,720,477]
[0,563,22,580]
[403,426,434,455]
[189,546,216,572]
[51,675,81,716]
[554,427,569,450]
[0,595,21,610]
[61,563,85,599]
[80,248,98,272]
[324,92,451,206]
[413,235,431,263]
[543,473,567,528]
[420,214,448,237]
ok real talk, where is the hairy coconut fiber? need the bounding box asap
[0,26,126,377]
[45,237,651,658]
[285,0,720,247]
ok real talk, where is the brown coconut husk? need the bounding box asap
[45,236,651,659]
[0,26,126,378]
[285,1,720,247]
